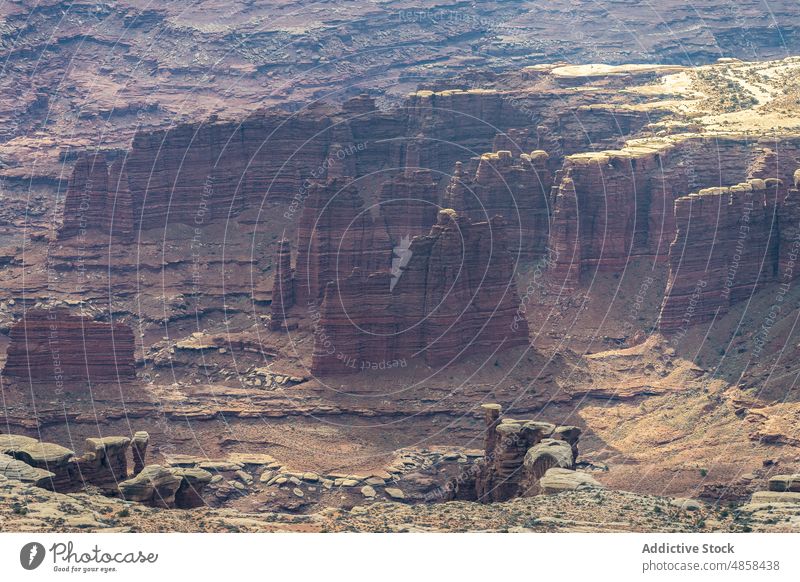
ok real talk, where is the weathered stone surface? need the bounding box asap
[311,209,529,375]
[379,169,441,247]
[269,239,295,331]
[2,308,136,384]
[0,434,38,453]
[131,432,150,476]
[118,465,182,508]
[172,467,213,509]
[539,468,602,494]
[78,437,130,489]
[384,487,405,500]
[523,439,575,483]
[750,491,800,504]
[295,177,392,306]
[58,154,134,242]
[545,138,800,289]
[445,150,553,260]
[0,453,54,486]
[474,404,560,503]
[768,474,800,493]
[659,179,787,331]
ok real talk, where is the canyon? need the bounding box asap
[2,4,800,532]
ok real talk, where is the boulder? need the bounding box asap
[0,453,54,486]
[768,474,800,493]
[172,467,213,508]
[539,468,602,494]
[118,465,182,508]
[524,439,575,480]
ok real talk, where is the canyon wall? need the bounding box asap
[2,308,136,384]
[310,209,530,375]
[58,154,134,242]
[269,239,295,331]
[546,137,800,289]
[659,176,800,331]
[294,178,393,306]
[445,150,554,261]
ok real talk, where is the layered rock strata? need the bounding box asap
[310,210,529,375]
[378,169,441,246]
[58,154,134,242]
[2,308,136,384]
[659,178,795,331]
[269,239,295,331]
[445,150,554,260]
[294,178,392,306]
[545,137,800,289]
[1,434,128,492]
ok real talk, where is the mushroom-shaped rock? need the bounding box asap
[118,465,182,508]
[523,438,575,483]
[84,436,130,461]
[14,442,74,466]
[539,468,602,494]
[172,467,213,508]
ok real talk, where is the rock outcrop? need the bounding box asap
[172,467,214,509]
[2,308,136,384]
[659,178,790,331]
[79,437,131,489]
[470,403,587,502]
[768,474,800,492]
[269,239,295,331]
[0,454,54,487]
[1,434,132,492]
[118,465,182,508]
[545,138,800,289]
[131,431,150,476]
[379,169,441,246]
[310,210,529,375]
[294,178,392,306]
[445,150,554,260]
[539,467,602,494]
[58,154,134,242]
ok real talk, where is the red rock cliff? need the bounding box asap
[2,308,136,383]
[311,209,530,375]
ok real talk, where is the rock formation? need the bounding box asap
[294,178,392,306]
[269,239,295,331]
[310,210,529,375]
[58,154,134,242]
[1,431,211,507]
[172,467,214,509]
[659,178,789,331]
[470,403,588,502]
[2,308,136,384]
[118,465,182,508]
[539,467,602,493]
[131,431,150,476]
[445,150,553,260]
[1,434,132,492]
[544,137,800,288]
[379,169,441,246]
